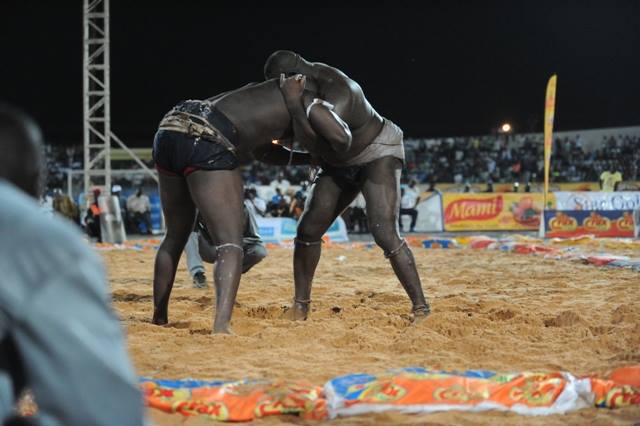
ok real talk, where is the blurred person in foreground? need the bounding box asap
[0,105,148,426]
[264,51,430,321]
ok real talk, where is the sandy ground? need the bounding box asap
[105,243,640,425]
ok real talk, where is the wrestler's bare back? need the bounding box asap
[208,79,293,163]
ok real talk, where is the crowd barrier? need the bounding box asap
[256,217,349,244]
[544,210,635,238]
[80,186,640,236]
[411,191,639,235]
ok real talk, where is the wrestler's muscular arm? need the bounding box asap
[280,74,352,154]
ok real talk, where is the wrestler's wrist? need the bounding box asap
[283,95,305,111]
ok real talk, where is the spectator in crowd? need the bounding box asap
[185,205,268,290]
[246,187,267,217]
[348,192,367,233]
[126,187,153,234]
[53,188,79,224]
[484,179,494,193]
[399,180,420,233]
[40,190,54,217]
[268,187,288,217]
[289,190,306,220]
[270,171,290,191]
[184,230,208,288]
[600,165,622,192]
[85,188,102,242]
[39,132,640,192]
[0,104,148,426]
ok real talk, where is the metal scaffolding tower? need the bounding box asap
[82,0,157,199]
[83,0,111,194]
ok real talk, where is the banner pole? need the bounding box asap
[543,74,558,209]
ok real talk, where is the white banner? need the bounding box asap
[554,192,640,210]
[413,192,444,232]
[256,217,349,244]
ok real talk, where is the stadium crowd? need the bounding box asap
[43,133,639,191]
[40,132,639,236]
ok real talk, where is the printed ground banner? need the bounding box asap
[544,210,635,238]
[442,193,549,231]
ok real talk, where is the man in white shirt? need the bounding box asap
[269,172,290,191]
[399,180,420,232]
[126,187,153,234]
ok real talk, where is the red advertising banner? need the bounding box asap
[544,210,635,238]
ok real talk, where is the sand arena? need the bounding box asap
[106,241,640,425]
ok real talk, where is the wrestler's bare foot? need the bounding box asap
[412,305,431,324]
[281,301,309,321]
[212,324,234,335]
[152,310,168,326]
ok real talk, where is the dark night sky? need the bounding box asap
[1,0,639,146]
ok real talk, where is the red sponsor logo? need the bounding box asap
[445,196,503,223]
[617,212,634,231]
[549,212,578,231]
[583,212,611,231]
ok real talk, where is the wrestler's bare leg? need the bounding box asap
[361,156,430,320]
[152,174,196,325]
[291,176,359,319]
[186,169,244,334]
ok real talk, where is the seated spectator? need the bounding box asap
[245,187,267,217]
[289,191,306,220]
[126,187,152,234]
[268,187,288,217]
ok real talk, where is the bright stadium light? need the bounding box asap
[500,122,512,133]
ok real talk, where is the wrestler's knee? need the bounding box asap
[160,234,188,255]
[243,244,267,273]
[216,242,244,263]
[247,244,267,263]
[369,222,402,252]
[198,243,218,263]
[296,222,324,243]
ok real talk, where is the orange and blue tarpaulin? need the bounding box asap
[140,366,640,421]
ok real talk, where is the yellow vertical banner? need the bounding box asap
[543,74,557,208]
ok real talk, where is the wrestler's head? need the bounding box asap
[0,104,44,198]
[264,50,306,79]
